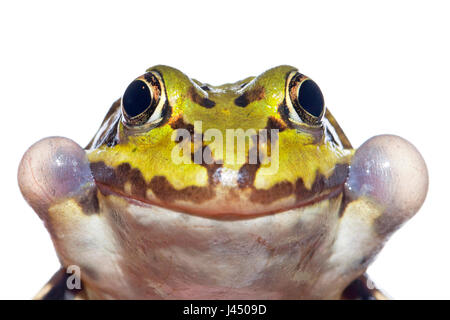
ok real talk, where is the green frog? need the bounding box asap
[18,65,428,299]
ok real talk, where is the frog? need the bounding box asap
[18,65,428,300]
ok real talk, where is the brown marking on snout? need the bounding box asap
[249,181,294,204]
[169,115,195,146]
[90,161,216,205]
[149,176,215,203]
[248,163,349,205]
[199,145,223,186]
[237,134,261,188]
[266,116,287,132]
[128,167,148,199]
[169,114,194,134]
[237,163,260,189]
[234,86,265,107]
[90,162,148,203]
[188,87,216,108]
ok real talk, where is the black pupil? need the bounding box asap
[297,79,324,117]
[122,80,152,117]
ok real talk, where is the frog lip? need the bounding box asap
[95,180,344,218]
[89,158,349,217]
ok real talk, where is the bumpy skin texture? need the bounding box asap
[18,66,428,299]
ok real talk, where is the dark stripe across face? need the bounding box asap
[247,163,349,204]
[89,161,215,204]
[90,159,348,208]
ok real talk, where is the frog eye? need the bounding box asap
[121,72,165,127]
[286,72,325,126]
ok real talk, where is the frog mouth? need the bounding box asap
[90,161,349,218]
[95,179,345,218]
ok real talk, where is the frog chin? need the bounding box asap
[90,188,346,299]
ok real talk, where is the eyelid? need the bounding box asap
[143,72,166,124]
[285,71,304,123]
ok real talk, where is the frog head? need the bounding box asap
[85,65,354,217]
[18,65,428,299]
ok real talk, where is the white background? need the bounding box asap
[0,0,449,299]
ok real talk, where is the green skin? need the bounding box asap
[18,65,428,299]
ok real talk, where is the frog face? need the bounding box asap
[18,65,428,299]
[87,65,352,217]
